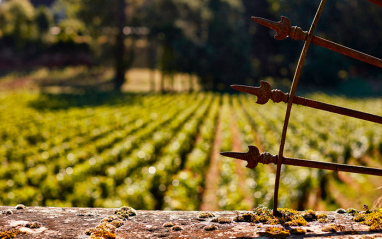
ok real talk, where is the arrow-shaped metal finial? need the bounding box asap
[251,16,291,40]
[231,81,272,104]
[221,145,260,169]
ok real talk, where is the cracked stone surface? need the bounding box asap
[1,206,381,238]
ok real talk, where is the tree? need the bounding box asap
[200,0,253,90]
[262,0,382,89]
[137,0,182,92]
[35,5,53,37]
[70,0,136,91]
[158,0,253,91]
[0,0,37,50]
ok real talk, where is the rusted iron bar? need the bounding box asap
[368,0,382,7]
[231,81,382,125]
[221,145,382,176]
[273,0,327,217]
[251,16,382,69]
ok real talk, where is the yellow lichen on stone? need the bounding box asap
[322,224,345,232]
[85,215,122,239]
[285,216,308,226]
[259,227,290,238]
[336,208,346,214]
[347,208,358,214]
[100,216,124,228]
[359,208,382,231]
[204,225,217,231]
[2,210,13,215]
[25,222,42,229]
[87,222,117,239]
[0,228,27,239]
[278,208,298,216]
[290,228,306,235]
[163,222,174,227]
[354,213,367,222]
[234,213,259,223]
[172,225,183,231]
[15,204,26,210]
[108,219,124,228]
[101,215,124,223]
[259,215,272,223]
[85,228,96,236]
[89,229,116,239]
[317,213,328,223]
[266,218,281,225]
[198,212,215,218]
[303,209,317,221]
[114,206,137,219]
[217,217,233,224]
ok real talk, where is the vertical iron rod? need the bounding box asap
[273,0,328,216]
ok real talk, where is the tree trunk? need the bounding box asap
[211,76,217,91]
[113,0,127,91]
[148,38,157,92]
[160,73,165,93]
[150,69,156,92]
[189,74,193,92]
[170,74,174,92]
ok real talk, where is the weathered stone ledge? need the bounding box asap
[1,206,381,238]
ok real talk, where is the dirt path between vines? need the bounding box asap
[200,107,222,211]
[230,106,254,210]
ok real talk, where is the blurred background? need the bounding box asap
[0,0,381,93]
[0,0,381,211]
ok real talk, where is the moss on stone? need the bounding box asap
[322,224,345,232]
[336,208,346,214]
[172,225,183,231]
[234,213,259,223]
[114,206,137,219]
[0,228,27,239]
[259,227,290,238]
[358,208,382,231]
[204,225,217,231]
[163,222,174,227]
[347,208,358,214]
[303,209,317,221]
[25,222,42,229]
[198,212,215,219]
[217,217,233,224]
[15,204,26,210]
[285,216,308,226]
[290,228,306,235]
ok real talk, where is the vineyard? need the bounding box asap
[1,91,382,211]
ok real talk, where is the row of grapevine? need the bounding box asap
[163,95,220,210]
[239,94,382,210]
[0,91,381,210]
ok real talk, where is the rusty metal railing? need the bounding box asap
[221,0,382,216]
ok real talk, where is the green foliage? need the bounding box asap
[1,0,381,90]
[35,6,53,35]
[0,89,381,210]
[0,0,36,48]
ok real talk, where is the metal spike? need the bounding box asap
[231,81,271,104]
[251,16,281,32]
[251,16,291,40]
[220,146,260,169]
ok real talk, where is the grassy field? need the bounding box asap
[1,77,381,211]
